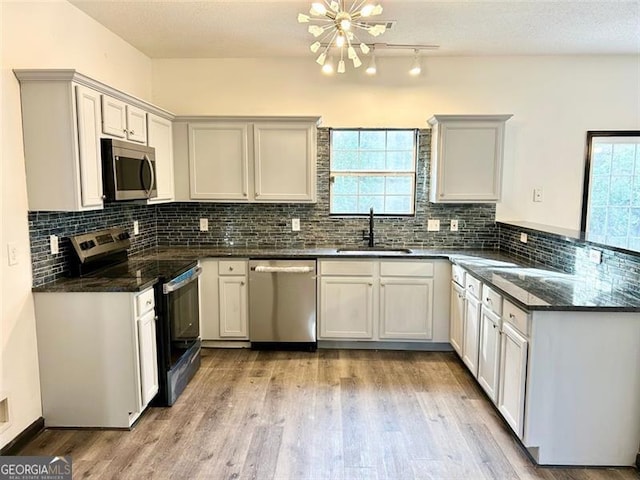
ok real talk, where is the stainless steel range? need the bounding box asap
[70,227,202,406]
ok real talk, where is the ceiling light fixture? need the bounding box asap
[409,49,422,76]
[365,46,377,75]
[298,1,386,74]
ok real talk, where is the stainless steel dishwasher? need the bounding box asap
[248,259,317,350]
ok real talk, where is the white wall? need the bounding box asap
[0,0,152,449]
[152,55,640,230]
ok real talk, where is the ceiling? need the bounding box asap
[69,0,640,58]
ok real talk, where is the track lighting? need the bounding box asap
[409,49,421,76]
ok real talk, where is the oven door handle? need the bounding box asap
[163,266,203,294]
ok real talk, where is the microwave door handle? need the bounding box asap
[143,154,155,198]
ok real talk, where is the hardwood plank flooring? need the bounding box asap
[17,349,640,480]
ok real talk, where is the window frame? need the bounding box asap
[580,130,640,253]
[329,127,418,217]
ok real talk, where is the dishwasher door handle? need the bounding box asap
[250,266,315,273]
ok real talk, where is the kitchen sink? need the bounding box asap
[336,248,413,254]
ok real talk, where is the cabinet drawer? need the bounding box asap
[380,261,433,277]
[503,300,529,336]
[451,264,466,286]
[136,287,155,317]
[482,284,503,315]
[219,260,247,276]
[465,274,481,299]
[320,261,374,276]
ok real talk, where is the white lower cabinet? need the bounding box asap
[462,293,481,376]
[498,319,529,438]
[200,259,249,341]
[319,277,374,339]
[477,306,501,403]
[449,281,465,356]
[379,278,433,340]
[33,287,159,428]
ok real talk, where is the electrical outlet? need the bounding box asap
[427,219,440,232]
[450,219,459,232]
[589,249,602,264]
[292,218,300,232]
[7,243,18,266]
[199,218,209,232]
[133,221,139,235]
[50,235,59,255]
[533,187,544,202]
[520,233,528,243]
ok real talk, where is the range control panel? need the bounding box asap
[70,227,131,264]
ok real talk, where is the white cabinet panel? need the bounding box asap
[218,276,248,338]
[188,123,249,200]
[253,122,316,202]
[137,310,159,408]
[477,306,501,403]
[319,277,374,339]
[449,281,465,357]
[126,105,147,143]
[379,278,433,340]
[462,293,481,377]
[147,114,174,202]
[75,85,104,209]
[101,95,127,138]
[429,115,511,203]
[498,321,528,438]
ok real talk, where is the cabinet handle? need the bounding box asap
[509,313,516,319]
[368,282,373,286]
[468,285,474,291]
[241,281,245,286]
[229,267,234,271]
[130,130,135,135]
[101,195,107,200]
[485,297,491,303]
[123,128,127,133]
[458,294,464,299]
[146,299,152,306]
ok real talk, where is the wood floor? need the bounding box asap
[18,349,640,480]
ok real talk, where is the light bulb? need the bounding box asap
[310,2,327,15]
[337,60,346,73]
[297,13,310,23]
[322,57,335,74]
[340,18,351,31]
[409,50,421,75]
[366,50,377,75]
[336,32,346,48]
[310,42,321,53]
[360,4,375,16]
[316,52,327,65]
[360,43,370,54]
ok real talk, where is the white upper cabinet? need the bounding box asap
[14,70,174,212]
[147,114,175,203]
[183,117,319,203]
[188,123,250,201]
[101,95,147,144]
[253,122,316,202]
[428,114,512,203]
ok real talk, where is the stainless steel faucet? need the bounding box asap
[362,207,374,247]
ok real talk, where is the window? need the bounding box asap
[581,131,640,253]
[330,129,417,215]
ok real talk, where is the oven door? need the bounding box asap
[163,266,202,353]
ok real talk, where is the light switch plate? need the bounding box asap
[50,235,59,255]
[520,233,528,243]
[199,218,209,232]
[7,243,18,266]
[133,221,139,235]
[292,218,300,231]
[450,219,459,232]
[427,219,440,232]
[589,249,602,264]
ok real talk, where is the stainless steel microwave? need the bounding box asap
[101,138,157,201]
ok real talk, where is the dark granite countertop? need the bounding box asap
[33,246,640,312]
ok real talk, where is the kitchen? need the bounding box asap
[1,1,640,479]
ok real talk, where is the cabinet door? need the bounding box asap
[319,277,374,339]
[253,122,316,202]
[498,322,528,438]
[199,259,220,340]
[379,278,433,340]
[218,276,248,338]
[101,95,127,138]
[137,310,159,408]
[449,281,465,356]
[126,105,147,143]
[188,123,249,200]
[75,85,104,209]
[478,306,501,403]
[462,294,481,376]
[147,114,174,202]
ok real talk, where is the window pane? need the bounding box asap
[387,131,414,150]
[333,175,358,194]
[592,144,612,176]
[332,195,358,214]
[359,176,385,195]
[386,151,414,171]
[633,177,640,206]
[590,177,609,206]
[360,131,386,150]
[360,151,385,170]
[385,196,412,214]
[588,207,607,236]
[630,208,640,236]
[608,207,630,236]
[358,195,384,213]
[612,144,636,175]
[333,130,359,150]
[332,150,359,170]
[386,176,412,195]
[609,176,632,206]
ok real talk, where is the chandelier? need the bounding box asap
[298,1,386,74]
